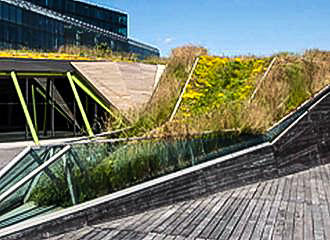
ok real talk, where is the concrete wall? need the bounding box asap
[2,88,330,240]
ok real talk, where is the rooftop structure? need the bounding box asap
[0,58,165,143]
[0,0,159,58]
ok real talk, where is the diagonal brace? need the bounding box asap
[11,72,39,145]
[67,72,94,137]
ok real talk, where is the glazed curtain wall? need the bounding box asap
[26,0,128,36]
[0,1,127,51]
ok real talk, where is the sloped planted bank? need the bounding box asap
[2,84,330,240]
[23,53,330,207]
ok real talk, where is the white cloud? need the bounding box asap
[164,37,174,44]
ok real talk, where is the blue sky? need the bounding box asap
[91,0,330,57]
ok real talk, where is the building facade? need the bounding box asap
[0,0,159,58]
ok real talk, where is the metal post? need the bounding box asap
[67,72,94,137]
[63,156,77,205]
[51,79,55,137]
[32,83,38,134]
[73,100,77,136]
[93,103,98,132]
[25,78,29,140]
[43,79,50,136]
[11,72,39,145]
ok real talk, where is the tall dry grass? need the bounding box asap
[148,49,330,137]
[248,50,330,131]
[116,48,330,138]
[126,45,208,136]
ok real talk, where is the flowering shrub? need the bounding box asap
[179,56,270,117]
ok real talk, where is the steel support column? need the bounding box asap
[31,83,38,133]
[11,72,39,145]
[71,74,116,117]
[67,72,94,137]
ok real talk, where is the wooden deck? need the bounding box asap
[49,162,330,240]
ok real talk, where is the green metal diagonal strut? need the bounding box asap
[67,72,94,137]
[11,72,40,145]
[71,74,116,118]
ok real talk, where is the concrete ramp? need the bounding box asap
[72,62,165,113]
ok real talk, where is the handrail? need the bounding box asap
[0,147,31,181]
[0,146,71,204]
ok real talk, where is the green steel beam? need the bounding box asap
[31,84,38,133]
[67,72,94,137]
[11,72,39,145]
[43,79,50,136]
[71,74,116,118]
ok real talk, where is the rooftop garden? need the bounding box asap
[127,47,330,138]
[0,44,167,64]
[8,45,330,208]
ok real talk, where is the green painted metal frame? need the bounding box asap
[67,72,94,137]
[71,74,116,118]
[2,70,125,141]
[31,84,38,133]
[11,72,40,145]
[43,79,50,136]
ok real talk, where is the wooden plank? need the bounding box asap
[216,186,254,239]
[272,176,293,240]
[198,189,240,239]
[121,230,146,240]
[293,173,305,240]
[89,230,112,240]
[180,195,220,237]
[188,191,234,238]
[152,200,196,234]
[310,169,325,240]
[316,166,330,240]
[134,206,173,232]
[142,203,185,233]
[238,182,270,240]
[227,183,264,239]
[260,177,286,239]
[164,200,204,235]
[115,212,149,231]
[303,171,314,240]
[110,230,132,240]
[282,175,298,240]
[249,182,276,239]
[171,196,215,237]
[102,230,122,240]
[141,233,157,240]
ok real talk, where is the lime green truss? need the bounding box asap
[67,72,94,137]
[71,74,116,118]
[11,72,40,145]
[71,74,126,128]
[32,84,38,133]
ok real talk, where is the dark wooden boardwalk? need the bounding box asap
[49,162,330,240]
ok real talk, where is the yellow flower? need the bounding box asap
[183,91,204,99]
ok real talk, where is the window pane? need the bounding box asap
[3,4,8,21]
[16,8,22,24]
